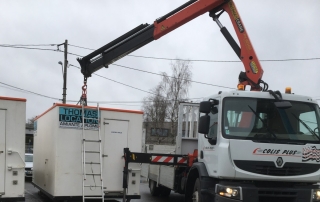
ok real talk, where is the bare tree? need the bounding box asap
[142,84,167,123]
[161,60,192,140]
[26,116,37,129]
[142,84,168,143]
[27,116,37,124]
[142,59,192,144]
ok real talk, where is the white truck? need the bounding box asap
[76,0,320,201]
[0,96,26,201]
[135,92,320,202]
[32,103,143,201]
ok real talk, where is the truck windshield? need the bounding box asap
[222,97,320,144]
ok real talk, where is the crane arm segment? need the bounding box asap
[222,2,264,90]
[77,0,265,91]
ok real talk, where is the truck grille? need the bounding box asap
[234,160,319,176]
[255,165,300,176]
[258,190,297,202]
[258,190,296,197]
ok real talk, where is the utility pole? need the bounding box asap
[62,40,68,104]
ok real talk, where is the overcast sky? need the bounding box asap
[0,0,319,120]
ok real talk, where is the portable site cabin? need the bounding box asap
[32,103,143,201]
[0,96,26,201]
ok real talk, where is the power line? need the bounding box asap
[1,65,203,104]
[71,63,234,90]
[71,97,204,104]
[0,85,28,93]
[2,77,316,104]
[4,76,317,105]
[127,55,320,62]
[67,43,320,63]
[70,65,206,101]
[0,81,61,101]
[260,58,320,62]
[0,44,57,47]
[68,44,94,51]
[0,44,83,57]
[69,64,158,96]
[70,64,202,100]
[2,43,317,102]
[0,81,202,105]
[65,51,320,62]
[112,64,235,89]
[67,52,83,57]
[0,45,62,52]
[2,43,320,63]
[128,55,241,62]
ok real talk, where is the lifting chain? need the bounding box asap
[78,77,88,106]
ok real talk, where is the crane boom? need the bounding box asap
[77,0,265,91]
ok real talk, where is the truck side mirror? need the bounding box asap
[199,101,211,114]
[200,99,219,114]
[198,115,210,134]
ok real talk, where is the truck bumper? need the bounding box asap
[211,181,320,202]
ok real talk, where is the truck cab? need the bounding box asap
[196,90,320,201]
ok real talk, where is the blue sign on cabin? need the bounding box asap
[59,107,99,130]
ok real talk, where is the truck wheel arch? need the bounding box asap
[185,162,216,202]
[185,162,208,201]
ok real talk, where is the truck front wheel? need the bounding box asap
[149,179,160,196]
[192,178,201,202]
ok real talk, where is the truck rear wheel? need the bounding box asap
[149,179,160,196]
[192,178,201,202]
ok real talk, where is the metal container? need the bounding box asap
[0,96,26,201]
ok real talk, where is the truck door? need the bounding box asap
[0,110,6,193]
[103,119,129,191]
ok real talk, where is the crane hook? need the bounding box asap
[78,77,88,106]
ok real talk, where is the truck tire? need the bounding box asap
[149,179,160,196]
[192,178,201,202]
[160,186,171,197]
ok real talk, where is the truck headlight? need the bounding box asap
[216,184,242,200]
[312,189,320,201]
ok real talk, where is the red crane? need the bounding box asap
[77,0,268,105]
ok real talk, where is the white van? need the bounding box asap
[25,153,33,179]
